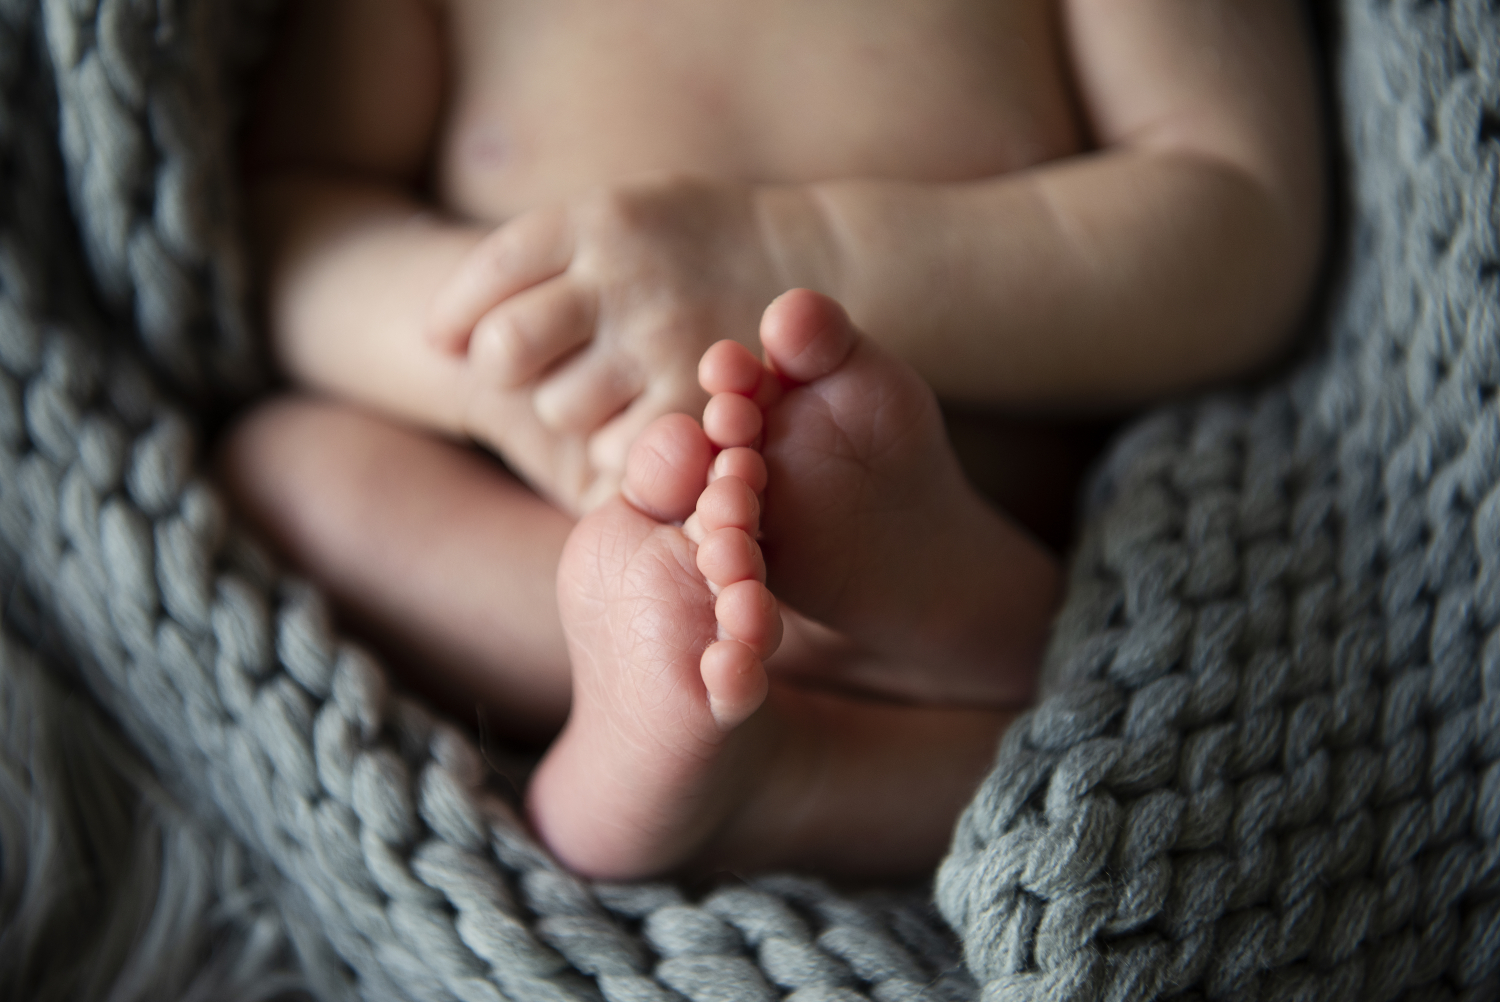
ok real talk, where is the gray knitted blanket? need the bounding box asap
[1,1,1496,1000]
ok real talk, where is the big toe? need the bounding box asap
[761,289,859,386]
[623,413,713,523]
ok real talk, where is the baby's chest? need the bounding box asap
[434,0,1083,221]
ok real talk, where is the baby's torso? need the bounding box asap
[433,0,1085,221]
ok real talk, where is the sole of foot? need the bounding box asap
[527,290,1052,880]
[526,411,783,879]
[698,289,1061,708]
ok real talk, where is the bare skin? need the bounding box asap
[223,1,1326,874]
[231,0,1324,731]
[251,2,1324,476]
[529,291,1031,879]
[221,399,572,742]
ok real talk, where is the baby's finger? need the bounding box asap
[426,209,573,352]
[533,352,645,438]
[471,280,596,388]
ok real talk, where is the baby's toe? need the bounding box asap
[692,476,760,536]
[711,448,767,494]
[700,639,770,731]
[699,339,764,396]
[704,392,763,449]
[760,289,858,385]
[623,414,713,523]
[715,580,781,659]
[697,526,766,589]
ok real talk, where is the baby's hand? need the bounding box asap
[428,176,786,515]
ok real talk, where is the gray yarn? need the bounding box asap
[43,0,273,401]
[937,2,1500,999]
[0,1,1495,1002]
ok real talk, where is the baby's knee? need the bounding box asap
[217,395,384,554]
[221,395,338,495]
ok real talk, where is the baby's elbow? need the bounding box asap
[1246,155,1328,374]
[1192,146,1329,381]
[1231,113,1330,375]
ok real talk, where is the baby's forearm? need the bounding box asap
[759,149,1322,411]
[757,0,1325,412]
[250,173,486,434]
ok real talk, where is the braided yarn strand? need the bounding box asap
[937,2,1500,999]
[43,0,272,400]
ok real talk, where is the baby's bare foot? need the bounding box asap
[526,413,783,878]
[531,312,1033,879]
[700,290,1061,707]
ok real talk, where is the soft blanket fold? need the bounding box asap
[0,1,1496,1000]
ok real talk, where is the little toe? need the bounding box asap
[703,392,763,449]
[760,289,858,386]
[623,414,713,523]
[715,579,782,659]
[697,526,765,589]
[700,640,769,731]
[710,448,767,494]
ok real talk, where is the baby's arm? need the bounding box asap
[437,0,1321,477]
[766,0,1325,409]
[248,0,482,435]
[250,0,678,510]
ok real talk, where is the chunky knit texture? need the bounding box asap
[0,1,1496,1000]
[938,3,1500,998]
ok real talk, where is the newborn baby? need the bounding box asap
[224,0,1325,878]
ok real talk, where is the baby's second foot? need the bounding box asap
[700,290,1061,707]
[526,413,783,878]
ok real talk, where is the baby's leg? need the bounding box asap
[220,397,572,743]
[701,290,1062,707]
[529,347,1021,879]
